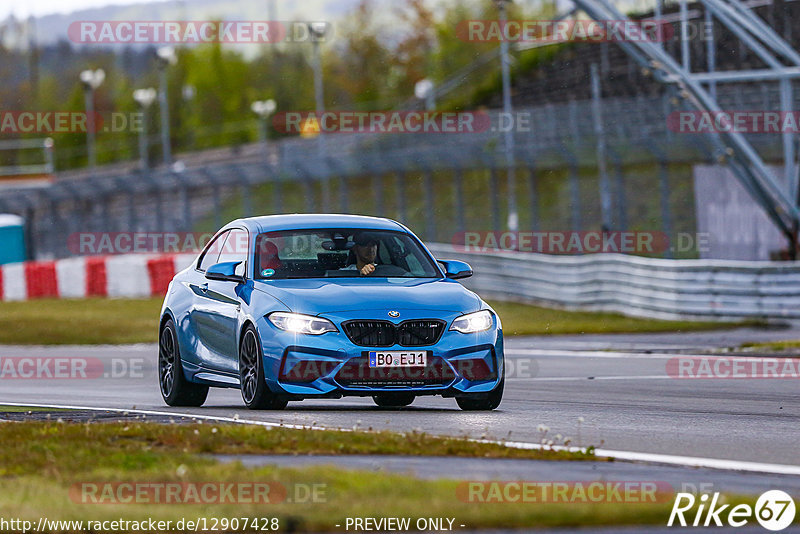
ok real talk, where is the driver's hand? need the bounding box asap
[360,264,376,275]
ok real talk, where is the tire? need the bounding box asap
[239,325,288,410]
[372,393,415,408]
[159,319,209,407]
[456,377,504,411]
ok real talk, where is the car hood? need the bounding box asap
[253,277,481,315]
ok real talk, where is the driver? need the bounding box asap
[341,232,379,275]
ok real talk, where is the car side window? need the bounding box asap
[217,229,249,277]
[197,230,230,272]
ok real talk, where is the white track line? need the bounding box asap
[0,401,339,432]
[506,349,679,359]
[517,374,800,381]
[3,401,800,476]
[513,375,673,381]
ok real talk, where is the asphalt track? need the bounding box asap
[1,325,799,470]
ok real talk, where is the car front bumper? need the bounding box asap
[255,311,504,399]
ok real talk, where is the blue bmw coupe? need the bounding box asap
[158,214,504,410]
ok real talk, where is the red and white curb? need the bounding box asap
[0,253,196,301]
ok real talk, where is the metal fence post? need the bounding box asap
[609,147,628,230]
[591,63,613,232]
[558,144,582,230]
[658,157,674,258]
[178,178,192,230]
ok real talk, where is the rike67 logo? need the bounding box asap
[668,490,796,531]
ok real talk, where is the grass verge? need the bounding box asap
[0,421,592,466]
[0,298,160,345]
[490,301,760,336]
[0,405,72,413]
[0,297,755,345]
[0,421,758,532]
[738,340,800,353]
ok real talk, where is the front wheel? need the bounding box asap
[159,319,209,407]
[239,325,288,410]
[372,393,415,408]
[456,377,504,411]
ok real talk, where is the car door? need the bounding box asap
[189,228,248,375]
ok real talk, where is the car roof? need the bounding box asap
[225,213,408,234]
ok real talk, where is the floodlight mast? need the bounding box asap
[79,69,105,171]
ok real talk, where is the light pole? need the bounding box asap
[414,79,435,111]
[155,46,177,166]
[496,0,518,231]
[79,68,105,170]
[309,22,331,211]
[182,84,196,150]
[133,88,157,170]
[308,22,328,158]
[251,99,277,163]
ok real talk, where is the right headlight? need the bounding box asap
[449,310,493,333]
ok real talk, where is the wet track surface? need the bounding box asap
[1,326,799,467]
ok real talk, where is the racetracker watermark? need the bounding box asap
[70,482,326,504]
[666,357,800,379]
[453,231,710,255]
[0,357,144,380]
[0,112,141,134]
[280,358,535,383]
[457,481,674,503]
[68,21,331,44]
[272,111,491,134]
[457,20,673,43]
[668,111,800,133]
[69,232,218,255]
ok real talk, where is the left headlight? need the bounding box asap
[268,312,338,335]
[449,310,493,333]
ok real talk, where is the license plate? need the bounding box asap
[368,351,427,368]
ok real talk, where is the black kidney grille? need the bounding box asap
[397,320,445,346]
[342,321,395,347]
[342,319,446,347]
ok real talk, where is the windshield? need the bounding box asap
[253,228,441,280]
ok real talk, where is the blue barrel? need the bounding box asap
[0,214,26,265]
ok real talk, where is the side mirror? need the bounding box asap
[206,261,245,283]
[438,260,473,280]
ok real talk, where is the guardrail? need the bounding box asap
[427,243,800,320]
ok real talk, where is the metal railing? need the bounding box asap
[427,243,800,320]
